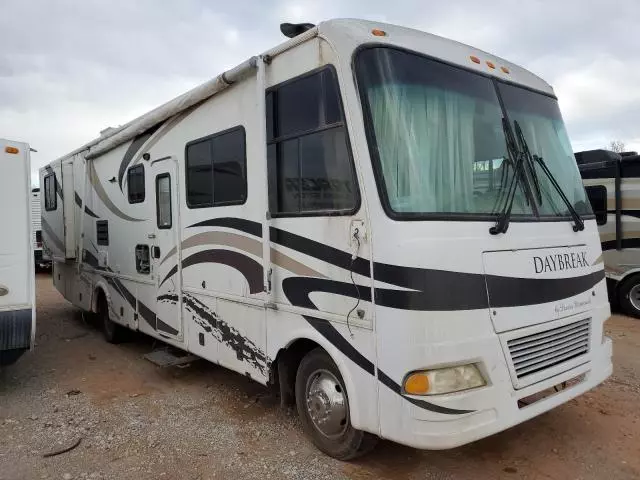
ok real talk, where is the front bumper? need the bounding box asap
[376,308,613,450]
[401,338,612,449]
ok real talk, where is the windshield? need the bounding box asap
[498,83,592,217]
[355,47,592,220]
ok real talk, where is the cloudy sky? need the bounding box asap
[1,0,638,183]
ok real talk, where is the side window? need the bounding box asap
[44,173,57,211]
[185,127,247,208]
[96,220,109,246]
[156,174,172,229]
[585,185,608,225]
[266,66,358,216]
[127,164,145,204]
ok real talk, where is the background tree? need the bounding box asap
[609,140,626,153]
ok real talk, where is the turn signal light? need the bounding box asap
[403,364,486,396]
[404,372,430,395]
[4,146,19,154]
[371,29,387,37]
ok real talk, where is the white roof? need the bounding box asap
[52,18,553,164]
[317,19,553,95]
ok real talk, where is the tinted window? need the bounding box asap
[127,165,145,204]
[299,129,354,211]
[269,68,343,141]
[186,140,213,207]
[44,173,57,211]
[266,67,358,216]
[276,73,323,137]
[213,129,246,204]
[186,127,246,208]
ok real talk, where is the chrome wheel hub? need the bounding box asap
[629,284,640,311]
[305,369,348,438]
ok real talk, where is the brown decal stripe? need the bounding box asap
[160,249,263,293]
[41,218,65,254]
[284,278,474,415]
[87,160,144,222]
[158,293,269,375]
[74,191,99,218]
[117,123,163,191]
[160,230,325,278]
[182,217,606,310]
[101,274,159,333]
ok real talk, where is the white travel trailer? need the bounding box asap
[577,149,640,317]
[0,139,36,366]
[41,19,612,458]
[31,188,51,270]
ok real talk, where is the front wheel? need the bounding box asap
[618,274,640,318]
[295,348,377,460]
[98,295,127,343]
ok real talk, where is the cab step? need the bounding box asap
[143,348,199,367]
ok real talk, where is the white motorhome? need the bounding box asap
[41,20,612,458]
[31,188,52,270]
[0,139,36,367]
[577,149,640,317]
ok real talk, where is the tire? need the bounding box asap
[295,348,377,460]
[97,294,127,343]
[618,274,640,318]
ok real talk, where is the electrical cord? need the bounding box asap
[346,229,361,339]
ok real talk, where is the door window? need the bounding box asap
[44,173,57,211]
[127,164,145,204]
[156,174,172,229]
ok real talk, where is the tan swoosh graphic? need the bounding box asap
[131,108,197,167]
[160,231,325,278]
[592,254,603,266]
[87,160,144,222]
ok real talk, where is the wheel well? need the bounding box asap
[93,286,107,314]
[270,339,322,407]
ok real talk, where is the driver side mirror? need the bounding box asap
[585,185,607,225]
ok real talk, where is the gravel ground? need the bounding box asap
[1,273,639,480]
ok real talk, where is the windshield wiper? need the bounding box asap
[514,123,543,205]
[513,121,584,232]
[490,118,527,235]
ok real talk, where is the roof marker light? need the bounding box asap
[501,66,510,74]
[4,146,19,154]
[486,61,496,69]
[371,29,386,37]
[470,55,480,64]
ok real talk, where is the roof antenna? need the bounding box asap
[280,23,315,38]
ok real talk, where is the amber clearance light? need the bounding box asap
[4,146,19,154]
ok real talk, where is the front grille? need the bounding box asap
[507,318,591,379]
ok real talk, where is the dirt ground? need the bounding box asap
[1,273,639,480]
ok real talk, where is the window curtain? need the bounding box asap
[367,84,476,213]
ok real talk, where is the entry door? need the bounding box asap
[151,159,182,339]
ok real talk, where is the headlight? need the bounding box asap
[403,364,486,396]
